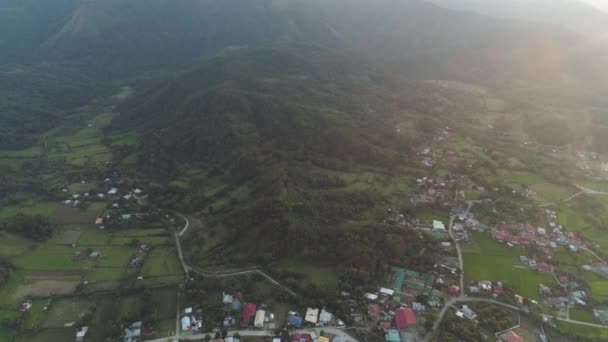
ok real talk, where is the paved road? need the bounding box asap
[144,327,358,342]
[447,202,473,296]
[579,246,607,264]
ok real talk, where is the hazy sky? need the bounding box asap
[582,0,608,12]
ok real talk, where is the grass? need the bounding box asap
[590,280,608,302]
[85,266,126,281]
[44,298,94,328]
[493,170,544,186]
[67,182,96,194]
[0,201,58,221]
[273,258,338,291]
[78,229,110,246]
[140,248,182,277]
[570,308,596,323]
[96,247,134,267]
[0,232,33,258]
[556,320,608,339]
[531,183,576,203]
[463,232,556,300]
[14,245,95,270]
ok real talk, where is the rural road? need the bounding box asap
[171,212,297,297]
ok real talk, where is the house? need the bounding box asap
[500,330,524,342]
[223,293,233,304]
[593,309,608,324]
[240,303,256,327]
[394,308,416,329]
[181,316,191,331]
[76,326,89,342]
[319,309,332,324]
[305,307,319,324]
[318,337,330,342]
[364,293,379,301]
[368,304,380,316]
[288,315,303,328]
[411,302,426,312]
[537,227,546,235]
[432,220,446,230]
[291,333,312,342]
[537,262,551,273]
[254,310,265,328]
[122,214,132,220]
[448,285,460,296]
[108,187,118,195]
[380,287,395,296]
[95,218,104,225]
[385,329,401,342]
[461,305,477,320]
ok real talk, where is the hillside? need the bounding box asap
[113,45,452,280]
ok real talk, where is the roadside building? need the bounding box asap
[385,329,401,342]
[288,315,303,328]
[240,303,257,328]
[319,309,332,324]
[254,310,265,328]
[394,308,416,329]
[305,307,319,324]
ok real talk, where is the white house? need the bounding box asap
[433,220,446,230]
[305,308,319,324]
[254,310,265,328]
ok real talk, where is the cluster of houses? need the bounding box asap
[287,308,337,329]
[490,218,589,262]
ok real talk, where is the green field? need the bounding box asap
[531,183,576,203]
[140,247,182,278]
[273,258,339,291]
[590,280,608,302]
[0,201,58,221]
[557,320,608,339]
[570,308,596,323]
[463,232,556,299]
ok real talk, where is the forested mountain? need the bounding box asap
[426,0,608,35]
[1,0,607,148]
[114,45,447,271]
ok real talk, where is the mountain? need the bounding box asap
[113,45,449,274]
[1,0,607,150]
[425,0,608,35]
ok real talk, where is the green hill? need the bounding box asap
[114,45,443,281]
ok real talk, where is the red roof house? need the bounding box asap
[291,333,312,342]
[537,262,551,273]
[240,303,257,327]
[394,308,416,329]
[448,285,460,296]
[500,330,524,342]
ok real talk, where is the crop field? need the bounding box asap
[463,232,556,299]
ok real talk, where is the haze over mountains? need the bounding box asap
[427,0,608,34]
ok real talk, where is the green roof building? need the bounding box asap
[385,329,400,342]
